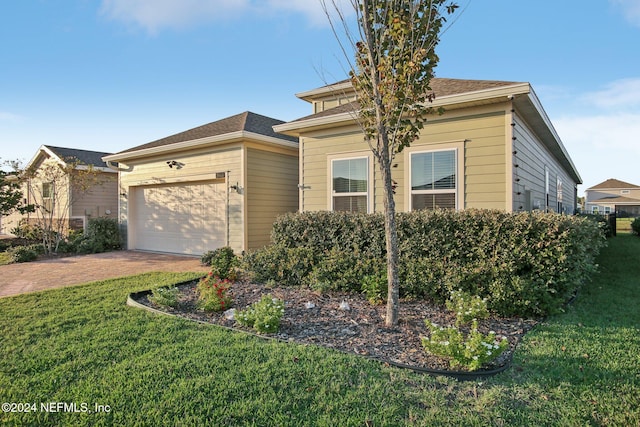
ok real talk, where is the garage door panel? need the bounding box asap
[133,181,226,255]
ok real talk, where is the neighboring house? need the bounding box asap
[584,178,640,217]
[1,145,118,234]
[274,78,582,214]
[103,111,298,256]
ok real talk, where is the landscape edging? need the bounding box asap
[126,280,514,380]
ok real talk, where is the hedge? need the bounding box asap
[243,210,607,317]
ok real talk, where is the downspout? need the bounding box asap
[226,170,230,247]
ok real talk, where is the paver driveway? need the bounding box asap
[0,250,210,298]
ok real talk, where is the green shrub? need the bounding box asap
[76,217,121,254]
[8,245,40,263]
[632,217,640,236]
[422,319,508,371]
[148,286,180,308]
[362,273,387,305]
[197,274,233,312]
[305,248,384,293]
[200,247,239,280]
[241,245,317,287]
[577,213,613,237]
[236,295,285,334]
[271,211,386,258]
[255,209,607,318]
[10,221,45,241]
[56,230,85,254]
[446,290,489,326]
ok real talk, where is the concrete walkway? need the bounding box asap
[0,251,210,298]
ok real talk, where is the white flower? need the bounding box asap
[473,356,479,360]
[487,351,492,356]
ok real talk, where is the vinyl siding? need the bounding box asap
[512,112,577,213]
[71,172,118,221]
[587,188,640,202]
[300,105,508,212]
[246,147,299,249]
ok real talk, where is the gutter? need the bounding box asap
[275,83,532,136]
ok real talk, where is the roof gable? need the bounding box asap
[26,145,114,171]
[44,146,113,168]
[116,111,297,156]
[588,178,640,190]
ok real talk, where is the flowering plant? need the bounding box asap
[422,319,508,371]
[197,272,233,312]
[422,290,507,371]
[446,289,489,326]
[236,295,285,334]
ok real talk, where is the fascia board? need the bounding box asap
[25,145,65,170]
[75,165,117,173]
[429,83,531,108]
[273,111,357,136]
[276,84,532,135]
[103,131,297,162]
[295,81,354,102]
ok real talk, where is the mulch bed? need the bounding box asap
[133,279,538,374]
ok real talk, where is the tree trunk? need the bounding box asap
[378,136,400,328]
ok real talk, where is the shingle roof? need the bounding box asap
[45,146,113,168]
[116,111,297,155]
[592,195,640,203]
[289,77,522,123]
[588,178,640,190]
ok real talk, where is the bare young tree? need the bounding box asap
[321,0,458,326]
[24,159,102,254]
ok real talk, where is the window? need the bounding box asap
[410,150,456,210]
[557,177,563,213]
[545,166,550,211]
[331,157,368,213]
[42,182,53,199]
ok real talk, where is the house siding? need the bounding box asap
[300,105,508,212]
[512,112,577,213]
[245,146,299,249]
[71,172,118,224]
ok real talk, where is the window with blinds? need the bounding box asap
[332,157,368,213]
[410,150,457,210]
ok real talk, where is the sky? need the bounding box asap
[1,0,640,194]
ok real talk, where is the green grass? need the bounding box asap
[616,217,634,234]
[1,236,639,426]
[0,251,11,265]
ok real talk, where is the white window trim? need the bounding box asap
[328,154,373,213]
[407,146,460,211]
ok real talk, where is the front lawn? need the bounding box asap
[1,236,639,426]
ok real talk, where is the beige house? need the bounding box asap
[103,111,298,255]
[274,78,581,214]
[584,178,640,217]
[1,145,118,234]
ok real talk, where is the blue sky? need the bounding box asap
[1,0,639,193]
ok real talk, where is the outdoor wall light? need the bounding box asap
[230,182,243,194]
[166,160,184,169]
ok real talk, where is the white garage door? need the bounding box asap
[132,181,226,255]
